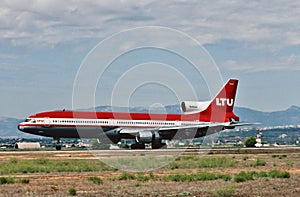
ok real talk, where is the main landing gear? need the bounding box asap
[130,142,166,149]
[152,142,166,149]
[130,143,145,149]
[54,138,62,150]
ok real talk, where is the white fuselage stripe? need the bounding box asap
[22,117,205,128]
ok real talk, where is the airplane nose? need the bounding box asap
[18,125,24,131]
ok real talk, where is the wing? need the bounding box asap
[118,122,227,133]
[118,121,256,137]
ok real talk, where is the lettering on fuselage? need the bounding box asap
[216,98,234,106]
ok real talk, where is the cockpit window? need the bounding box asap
[24,119,36,123]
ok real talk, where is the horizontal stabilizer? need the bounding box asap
[224,122,260,129]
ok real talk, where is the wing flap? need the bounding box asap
[118,122,229,134]
[158,122,227,131]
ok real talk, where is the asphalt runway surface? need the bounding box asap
[1,146,300,159]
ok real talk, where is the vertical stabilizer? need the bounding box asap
[200,79,239,122]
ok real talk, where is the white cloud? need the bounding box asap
[0,0,299,49]
[0,0,156,46]
[1,0,300,116]
[0,0,300,73]
[224,53,300,72]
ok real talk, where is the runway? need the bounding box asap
[1,146,299,160]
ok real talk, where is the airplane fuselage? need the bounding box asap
[18,79,245,149]
[18,111,221,141]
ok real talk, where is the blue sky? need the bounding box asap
[0,0,300,118]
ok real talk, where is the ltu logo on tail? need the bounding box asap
[216,98,234,106]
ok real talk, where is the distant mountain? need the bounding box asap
[0,117,35,138]
[87,105,182,114]
[234,105,300,127]
[0,105,299,138]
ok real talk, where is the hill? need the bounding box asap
[0,117,35,138]
[234,105,300,127]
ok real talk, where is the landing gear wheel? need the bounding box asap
[152,142,166,149]
[131,143,146,149]
[54,138,62,151]
[55,145,62,151]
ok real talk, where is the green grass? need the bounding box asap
[0,177,15,184]
[136,174,150,182]
[250,158,266,167]
[1,177,30,184]
[114,171,230,182]
[68,188,76,196]
[175,155,198,161]
[198,157,236,168]
[119,172,136,180]
[234,170,290,182]
[115,171,229,183]
[117,172,154,182]
[210,185,236,197]
[88,176,103,184]
[268,170,290,178]
[3,156,238,174]
[169,156,236,169]
[9,158,18,164]
[163,172,231,182]
[105,155,174,171]
[234,171,255,182]
[0,158,112,174]
[20,178,30,184]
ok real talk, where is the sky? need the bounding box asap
[1,0,300,118]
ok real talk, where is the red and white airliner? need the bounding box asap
[18,79,250,150]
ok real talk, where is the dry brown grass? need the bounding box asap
[0,150,299,196]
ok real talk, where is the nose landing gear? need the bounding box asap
[54,138,62,150]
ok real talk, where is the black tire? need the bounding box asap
[131,143,145,149]
[152,142,166,149]
[55,145,62,150]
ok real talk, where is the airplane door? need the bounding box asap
[109,119,116,126]
[175,120,181,126]
[44,118,51,127]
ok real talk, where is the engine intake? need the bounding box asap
[136,131,153,143]
[136,131,160,144]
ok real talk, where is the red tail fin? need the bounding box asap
[200,79,239,122]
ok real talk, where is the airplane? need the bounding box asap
[18,79,251,150]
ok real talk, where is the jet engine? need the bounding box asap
[181,101,210,113]
[136,130,160,144]
[136,131,154,143]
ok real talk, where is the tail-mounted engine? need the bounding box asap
[181,101,210,113]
